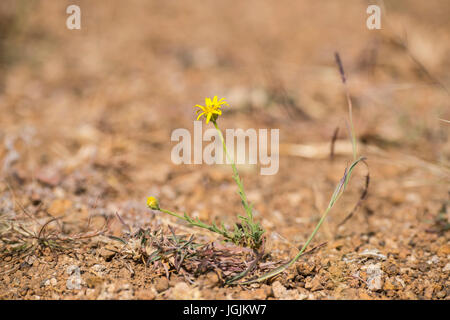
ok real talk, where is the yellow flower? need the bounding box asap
[146,196,160,210]
[195,96,229,124]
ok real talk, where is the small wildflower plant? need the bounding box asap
[147,54,368,284]
[148,96,265,250]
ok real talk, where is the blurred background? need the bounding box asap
[0,0,449,300]
[0,0,448,238]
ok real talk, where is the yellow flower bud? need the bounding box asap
[146,196,160,210]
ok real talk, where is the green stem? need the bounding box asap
[239,156,366,284]
[160,208,185,221]
[212,120,254,223]
[155,119,263,249]
[346,91,357,161]
[160,208,232,239]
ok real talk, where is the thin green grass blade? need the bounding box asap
[236,156,367,285]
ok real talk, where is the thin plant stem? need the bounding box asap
[160,208,232,240]
[154,119,264,250]
[346,91,357,161]
[335,52,357,160]
[238,156,366,284]
[212,120,254,224]
[160,208,185,221]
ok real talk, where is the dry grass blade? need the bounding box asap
[337,161,370,227]
[0,194,109,269]
[110,221,277,284]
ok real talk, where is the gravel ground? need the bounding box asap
[0,0,449,299]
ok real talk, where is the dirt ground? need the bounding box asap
[0,1,449,300]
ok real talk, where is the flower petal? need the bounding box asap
[218,98,229,106]
[206,112,212,124]
[197,112,205,120]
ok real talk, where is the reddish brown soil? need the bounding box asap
[0,1,449,300]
